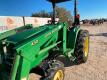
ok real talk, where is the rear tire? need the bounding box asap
[74,30,89,64]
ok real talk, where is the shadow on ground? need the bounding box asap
[90,33,107,37]
[56,56,75,67]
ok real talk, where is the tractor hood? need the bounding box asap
[5,23,63,45]
[5,25,49,44]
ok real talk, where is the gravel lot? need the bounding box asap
[28,23,107,80]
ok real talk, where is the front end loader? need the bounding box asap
[0,0,89,80]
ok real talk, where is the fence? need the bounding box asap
[0,16,52,33]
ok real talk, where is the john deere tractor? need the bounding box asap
[0,0,89,80]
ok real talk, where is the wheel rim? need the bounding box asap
[84,36,89,57]
[53,70,64,80]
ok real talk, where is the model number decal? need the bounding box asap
[45,28,58,37]
[45,32,52,37]
[32,40,39,46]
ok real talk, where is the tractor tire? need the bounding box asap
[74,30,89,65]
[41,60,64,80]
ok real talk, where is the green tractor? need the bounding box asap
[0,0,89,80]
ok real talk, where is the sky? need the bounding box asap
[0,0,107,20]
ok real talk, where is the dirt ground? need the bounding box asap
[30,23,107,80]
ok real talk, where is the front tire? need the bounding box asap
[41,60,64,80]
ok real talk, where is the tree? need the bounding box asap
[55,6,73,26]
[31,6,73,26]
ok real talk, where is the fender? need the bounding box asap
[68,26,80,53]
